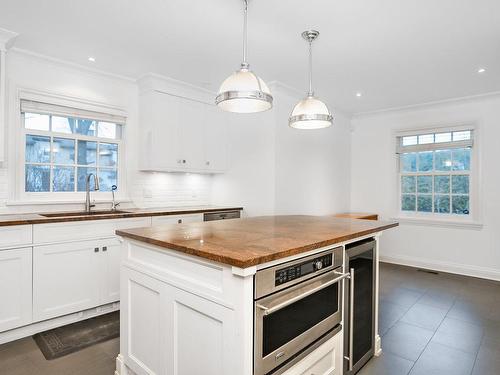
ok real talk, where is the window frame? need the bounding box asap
[395,123,480,224]
[12,89,128,204]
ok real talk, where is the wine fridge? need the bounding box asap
[343,238,376,375]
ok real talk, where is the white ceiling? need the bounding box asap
[1,0,500,114]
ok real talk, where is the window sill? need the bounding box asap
[6,198,132,207]
[391,216,483,230]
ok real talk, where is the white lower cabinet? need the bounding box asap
[282,332,343,375]
[33,238,121,322]
[0,248,32,332]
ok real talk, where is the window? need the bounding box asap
[21,100,124,194]
[397,129,473,216]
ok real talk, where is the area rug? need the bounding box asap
[33,311,119,360]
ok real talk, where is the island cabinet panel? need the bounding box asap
[33,217,151,244]
[151,213,203,226]
[33,238,122,321]
[0,247,32,332]
[0,225,32,249]
[282,331,343,375]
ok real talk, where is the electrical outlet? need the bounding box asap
[143,188,153,198]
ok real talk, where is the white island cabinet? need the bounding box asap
[116,216,396,375]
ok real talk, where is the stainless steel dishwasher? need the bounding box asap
[203,210,241,221]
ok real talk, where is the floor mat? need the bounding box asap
[33,311,119,360]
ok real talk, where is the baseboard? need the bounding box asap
[0,301,119,345]
[380,254,500,282]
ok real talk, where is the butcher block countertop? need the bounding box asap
[116,215,399,268]
[0,206,243,227]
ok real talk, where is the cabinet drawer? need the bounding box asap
[282,332,342,375]
[0,225,32,249]
[151,214,203,226]
[33,217,151,244]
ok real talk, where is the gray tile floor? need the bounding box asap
[0,262,499,375]
[359,263,500,375]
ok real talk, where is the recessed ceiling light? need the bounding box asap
[356,92,362,97]
[477,68,486,73]
[88,57,96,62]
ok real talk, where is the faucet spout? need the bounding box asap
[85,173,100,213]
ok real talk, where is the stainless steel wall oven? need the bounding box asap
[254,247,349,375]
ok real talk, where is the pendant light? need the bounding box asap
[215,0,273,113]
[289,30,333,129]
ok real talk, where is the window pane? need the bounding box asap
[401,153,417,172]
[98,122,122,139]
[434,195,450,213]
[401,194,416,211]
[452,175,469,194]
[53,167,75,192]
[418,152,433,171]
[24,113,49,131]
[452,148,470,171]
[77,141,97,166]
[452,195,469,215]
[25,165,50,192]
[53,138,75,165]
[417,195,433,212]
[418,134,434,144]
[401,176,416,193]
[434,175,450,194]
[52,116,73,134]
[453,131,471,141]
[26,135,51,163]
[435,150,452,171]
[77,167,97,191]
[75,119,97,136]
[99,143,118,167]
[99,169,117,192]
[402,136,417,146]
[435,132,452,143]
[417,176,432,193]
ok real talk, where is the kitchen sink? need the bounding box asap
[40,210,130,218]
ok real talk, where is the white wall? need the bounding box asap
[212,84,352,217]
[0,50,212,213]
[351,95,500,280]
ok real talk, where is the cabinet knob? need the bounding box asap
[94,247,99,253]
[206,161,210,166]
[183,159,186,164]
[102,246,107,252]
[178,219,182,224]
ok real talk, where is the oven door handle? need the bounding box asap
[256,271,350,316]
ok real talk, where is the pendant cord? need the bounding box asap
[242,0,248,68]
[308,39,314,96]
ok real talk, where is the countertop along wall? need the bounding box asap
[350,94,500,280]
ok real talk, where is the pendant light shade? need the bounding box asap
[216,0,273,113]
[289,30,333,129]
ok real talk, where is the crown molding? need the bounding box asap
[0,28,18,51]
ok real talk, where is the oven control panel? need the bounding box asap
[275,254,333,286]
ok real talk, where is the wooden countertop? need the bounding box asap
[117,215,398,268]
[334,212,378,220]
[0,206,243,227]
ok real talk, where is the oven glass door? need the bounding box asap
[262,282,339,356]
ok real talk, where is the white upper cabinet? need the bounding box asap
[138,75,229,173]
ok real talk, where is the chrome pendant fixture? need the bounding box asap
[289,30,333,129]
[215,0,273,113]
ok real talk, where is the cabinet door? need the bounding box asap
[204,104,229,172]
[33,240,100,322]
[149,92,182,170]
[178,98,205,170]
[99,239,122,305]
[151,213,203,226]
[0,248,32,332]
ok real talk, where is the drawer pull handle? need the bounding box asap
[102,246,107,252]
[94,247,99,253]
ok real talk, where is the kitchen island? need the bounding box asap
[115,215,398,375]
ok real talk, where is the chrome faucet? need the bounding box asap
[85,173,100,213]
[111,185,120,211]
